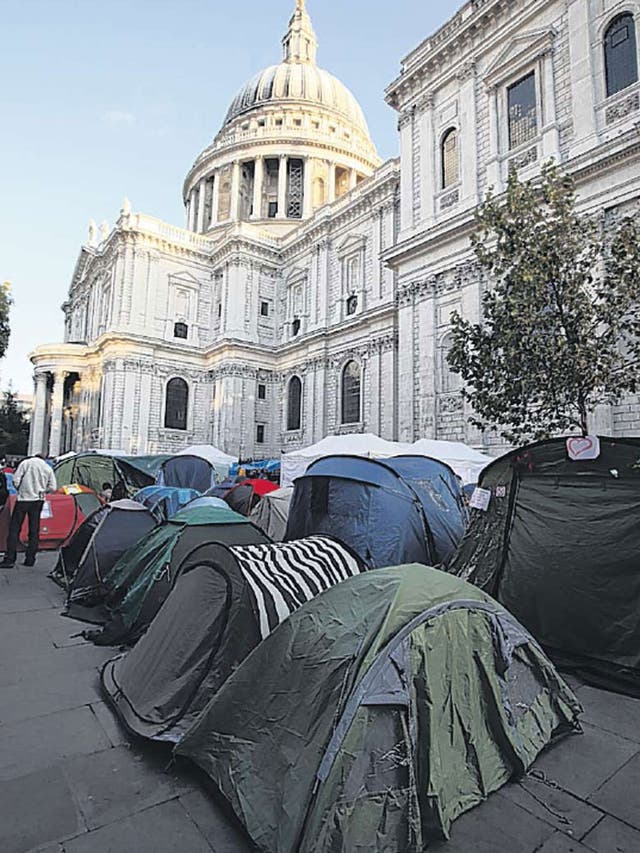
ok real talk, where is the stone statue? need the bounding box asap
[121,196,131,216]
[99,220,109,241]
[88,219,97,246]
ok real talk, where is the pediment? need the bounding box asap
[484,28,555,87]
[285,266,308,286]
[169,270,200,288]
[336,233,367,258]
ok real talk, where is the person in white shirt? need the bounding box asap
[1,454,57,568]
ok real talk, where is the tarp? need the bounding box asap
[249,487,293,541]
[57,500,157,612]
[101,536,365,742]
[84,503,270,646]
[286,455,467,567]
[132,485,200,521]
[224,479,278,516]
[0,488,102,553]
[177,444,237,481]
[448,436,640,695]
[54,453,169,498]
[157,455,217,492]
[176,564,581,851]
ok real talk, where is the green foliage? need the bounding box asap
[0,282,12,361]
[0,389,29,456]
[448,164,640,443]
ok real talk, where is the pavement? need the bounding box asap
[0,552,638,853]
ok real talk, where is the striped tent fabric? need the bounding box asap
[231,536,363,639]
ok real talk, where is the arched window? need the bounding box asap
[174,321,188,339]
[604,14,638,97]
[165,378,188,430]
[442,128,459,189]
[341,361,361,425]
[287,375,302,431]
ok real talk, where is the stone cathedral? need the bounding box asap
[29,0,640,459]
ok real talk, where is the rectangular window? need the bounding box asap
[260,301,269,317]
[257,383,266,400]
[256,424,265,444]
[507,72,537,149]
[217,303,222,318]
[268,201,278,218]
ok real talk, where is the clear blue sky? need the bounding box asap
[0,0,461,394]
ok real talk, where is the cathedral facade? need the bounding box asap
[29,0,640,459]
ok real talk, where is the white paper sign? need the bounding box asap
[566,435,600,461]
[469,487,491,512]
[40,501,52,519]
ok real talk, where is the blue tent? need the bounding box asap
[184,495,229,511]
[285,454,467,568]
[133,485,200,521]
[157,455,217,492]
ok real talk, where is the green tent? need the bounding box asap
[176,564,580,851]
[448,436,640,694]
[54,452,170,498]
[85,503,269,645]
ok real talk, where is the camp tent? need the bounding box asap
[223,478,278,516]
[249,487,293,540]
[182,496,229,511]
[157,454,217,492]
[132,485,200,521]
[0,487,102,554]
[448,436,640,695]
[54,452,169,498]
[286,455,467,567]
[281,433,402,487]
[58,500,157,615]
[177,444,237,481]
[409,438,493,485]
[176,564,580,851]
[85,503,270,646]
[101,535,365,742]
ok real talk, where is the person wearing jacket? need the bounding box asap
[1,454,57,568]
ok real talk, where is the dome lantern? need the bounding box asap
[282,0,317,65]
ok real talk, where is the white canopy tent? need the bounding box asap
[281,434,494,487]
[177,445,238,482]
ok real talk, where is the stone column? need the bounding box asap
[187,189,197,231]
[210,173,219,227]
[303,157,313,217]
[349,168,358,190]
[541,50,560,161]
[48,370,66,458]
[28,372,49,455]
[197,178,207,232]
[230,160,241,221]
[486,86,501,191]
[419,95,435,225]
[568,0,597,156]
[251,156,264,220]
[327,162,336,203]
[276,155,288,219]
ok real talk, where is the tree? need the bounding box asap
[0,388,30,457]
[448,164,640,443]
[0,281,12,360]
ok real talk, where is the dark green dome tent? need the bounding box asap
[176,564,580,852]
[448,436,640,695]
[85,503,270,646]
[101,536,365,742]
[55,452,170,498]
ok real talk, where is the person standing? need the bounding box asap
[0,453,57,568]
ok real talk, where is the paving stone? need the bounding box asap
[582,815,640,852]
[62,746,187,830]
[0,644,111,688]
[589,752,640,830]
[532,724,639,799]
[0,669,101,726]
[0,705,110,782]
[46,625,90,648]
[427,791,555,852]
[576,685,640,744]
[536,830,593,852]
[499,773,603,838]
[63,799,213,853]
[89,701,129,748]
[179,788,253,853]
[0,593,55,614]
[0,764,82,853]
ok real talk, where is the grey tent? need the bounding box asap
[101,536,365,742]
[248,487,293,540]
[176,564,581,851]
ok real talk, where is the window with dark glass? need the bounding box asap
[256,424,265,444]
[217,303,222,318]
[341,361,361,425]
[507,72,537,149]
[165,378,188,430]
[260,301,269,317]
[173,321,188,339]
[442,128,459,188]
[346,294,358,315]
[287,376,302,431]
[268,201,278,218]
[257,383,266,400]
[292,318,301,336]
[605,14,638,97]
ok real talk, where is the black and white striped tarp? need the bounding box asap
[230,536,363,639]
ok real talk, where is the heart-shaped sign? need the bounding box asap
[567,435,600,461]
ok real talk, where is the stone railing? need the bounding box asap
[122,212,212,251]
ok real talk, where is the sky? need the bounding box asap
[0,0,461,394]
